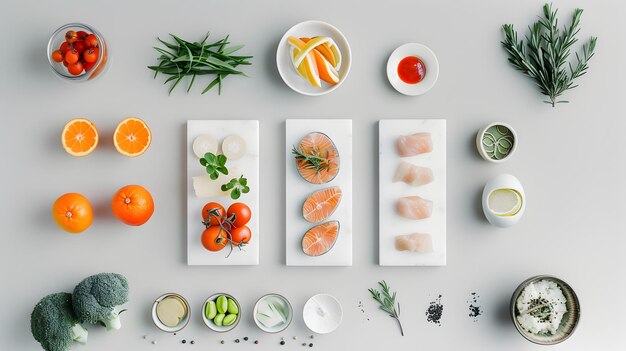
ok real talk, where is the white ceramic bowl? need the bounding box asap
[202,293,241,333]
[387,43,439,96]
[303,293,342,334]
[276,20,352,96]
[151,293,191,333]
[476,122,518,163]
[482,174,525,228]
[253,293,293,333]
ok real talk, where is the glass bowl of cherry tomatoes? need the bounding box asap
[47,23,109,82]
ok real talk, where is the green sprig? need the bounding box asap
[200,152,228,180]
[369,280,404,336]
[501,3,597,107]
[148,33,253,95]
[221,175,250,200]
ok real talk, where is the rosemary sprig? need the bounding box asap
[368,280,404,336]
[501,3,597,107]
[148,32,253,95]
[292,146,330,172]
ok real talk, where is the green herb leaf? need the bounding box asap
[369,281,404,336]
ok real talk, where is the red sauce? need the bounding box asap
[397,56,426,84]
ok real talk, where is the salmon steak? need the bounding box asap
[396,132,433,157]
[302,187,342,223]
[293,132,340,184]
[301,221,340,256]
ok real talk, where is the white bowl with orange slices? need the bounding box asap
[277,20,351,96]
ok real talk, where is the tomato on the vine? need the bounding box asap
[85,34,98,48]
[201,226,229,252]
[227,203,251,228]
[67,61,83,76]
[83,48,99,63]
[230,226,251,245]
[202,202,225,226]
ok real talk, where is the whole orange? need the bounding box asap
[111,185,154,226]
[52,193,93,233]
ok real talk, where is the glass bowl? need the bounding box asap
[47,23,109,82]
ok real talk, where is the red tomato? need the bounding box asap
[85,34,98,48]
[202,202,225,226]
[51,50,63,63]
[67,61,83,75]
[83,48,99,63]
[63,60,69,67]
[230,226,251,245]
[73,40,86,54]
[201,227,228,251]
[227,203,251,228]
[64,49,79,64]
[65,30,78,43]
[76,31,88,40]
[60,42,71,53]
[84,61,96,72]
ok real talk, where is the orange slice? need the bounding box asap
[302,221,340,256]
[61,118,99,157]
[301,37,337,67]
[114,117,152,157]
[311,49,339,85]
[302,187,342,223]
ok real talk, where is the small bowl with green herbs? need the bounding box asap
[202,293,241,332]
[476,122,517,163]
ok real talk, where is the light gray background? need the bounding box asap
[1,0,623,349]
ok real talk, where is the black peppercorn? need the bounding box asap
[280,340,285,345]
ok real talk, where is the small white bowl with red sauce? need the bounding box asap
[387,43,439,96]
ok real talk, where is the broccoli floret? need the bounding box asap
[72,273,129,330]
[31,293,88,351]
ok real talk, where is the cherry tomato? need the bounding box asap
[83,48,99,63]
[63,60,69,67]
[76,31,88,40]
[227,203,251,228]
[83,61,96,72]
[60,42,71,53]
[201,202,225,226]
[85,34,98,48]
[51,50,63,63]
[65,30,78,43]
[230,226,251,245]
[64,49,79,64]
[201,226,228,251]
[73,40,86,54]
[67,61,83,76]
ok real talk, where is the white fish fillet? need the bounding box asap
[396,132,433,157]
[395,233,433,253]
[396,196,433,220]
[393,162,433,186]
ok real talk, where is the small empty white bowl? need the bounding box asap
[276,20,352,96]
[482,174,525,228]
[253,293,293,333]
[387,43,439,96]
[303,293,342,334]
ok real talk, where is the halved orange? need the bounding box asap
[61,118,99,157]
[114,117,151,157]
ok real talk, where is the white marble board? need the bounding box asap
[285,119,353,266]
[187,120,259,265]
[379,119,446,266]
